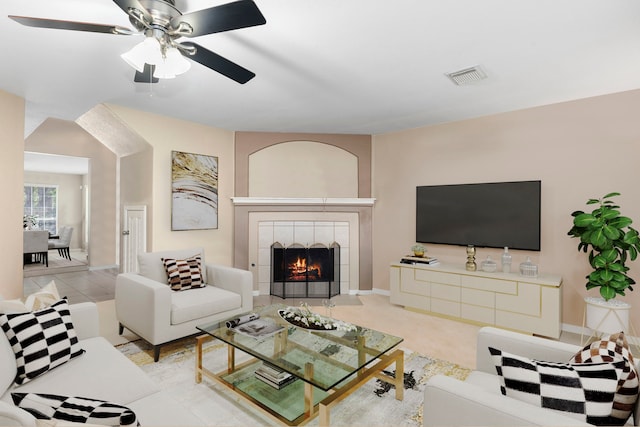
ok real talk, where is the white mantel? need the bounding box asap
[231,197,376,206]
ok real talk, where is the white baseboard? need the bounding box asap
[89,264,118,271]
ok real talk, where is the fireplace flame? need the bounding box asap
[287,256,322,280]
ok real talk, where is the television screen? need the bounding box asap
[416,180,541,251]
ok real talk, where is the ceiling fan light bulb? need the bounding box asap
[153,48,191,79]
[166,48,191,74]
[121,37,163,72]
[139,37,163,65]
[120,46,146,73]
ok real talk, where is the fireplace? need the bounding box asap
[271,242,340,298]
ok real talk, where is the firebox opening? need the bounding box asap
[271,242,340,299]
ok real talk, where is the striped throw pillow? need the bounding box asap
[0,298,84,385]
[570,332,639,424]
[12,392,138,426]
[489,347,626,425]
[161,255,204,291]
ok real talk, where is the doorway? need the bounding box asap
[23,152,90,277]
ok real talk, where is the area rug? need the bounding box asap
[117,338,470,426]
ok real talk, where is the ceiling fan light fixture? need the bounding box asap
[153,47,191,79]
[121,37,163,72]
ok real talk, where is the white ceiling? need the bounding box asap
[2,0,640,137]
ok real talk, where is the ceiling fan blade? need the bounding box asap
[9,15,133,35]
[134,64,159,83]
[172,0,266,38]
[180,41,255,84]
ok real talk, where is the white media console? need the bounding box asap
[390,262,562,338]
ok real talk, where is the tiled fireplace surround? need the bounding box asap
[232,198,375,296]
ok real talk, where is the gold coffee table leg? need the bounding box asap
[304,362,315,418]
[195,335,207,383]
[228,344,236,373]
[319,402,330,427]
[394,349,404,400]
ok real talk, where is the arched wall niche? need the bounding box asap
[234,132,371,197]
[248,140,359,198]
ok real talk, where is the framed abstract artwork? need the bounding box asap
[171,150,218,230]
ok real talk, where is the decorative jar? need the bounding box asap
[481,256,497,272]
[519,257,538,277]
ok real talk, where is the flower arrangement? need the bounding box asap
[279,303,357,332]
[23,215,37,229]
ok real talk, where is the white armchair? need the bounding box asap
[115,247,253,361]
[424,327,640,426]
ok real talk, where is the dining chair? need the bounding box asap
[48,226,74,260]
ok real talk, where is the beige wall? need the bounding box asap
[248,141,359,197]
[372,89,640,328]
[24,171,84,250]
[0,90,25,299]
[108,105,235,265]
[120,147,154,254]
[25,119,117,267]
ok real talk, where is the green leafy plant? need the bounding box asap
[568,192,640,300]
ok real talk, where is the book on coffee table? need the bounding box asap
[231,317,284,339]
[255,362,297,389]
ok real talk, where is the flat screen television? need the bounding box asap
[416,180,541,251]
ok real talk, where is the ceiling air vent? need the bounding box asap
[445,65,487,85]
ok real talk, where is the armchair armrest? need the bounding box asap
[205,264,253,311]
[424,375,590,427]
[0,400,36,427]
[68,302,99,340]
[115,273,172,342]
[475,327,581,374]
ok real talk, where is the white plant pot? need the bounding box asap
[585,296,631,334]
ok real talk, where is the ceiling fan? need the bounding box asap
[9,0,266,84]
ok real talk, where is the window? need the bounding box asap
[24,184,58,234]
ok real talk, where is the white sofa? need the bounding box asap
[115,247,253,361]
[424,326,640,426]
[0,301,205,426]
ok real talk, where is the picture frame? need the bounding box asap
[171,150,218,230]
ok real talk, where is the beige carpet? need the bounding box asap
[97,294,480,369]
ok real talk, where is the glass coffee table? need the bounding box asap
[195,304,404,426]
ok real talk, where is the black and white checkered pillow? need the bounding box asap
[161,255,204,291]
[11,392,139,426]
[0,298,84,385]
[489,347,626,425]
[570,332,639,424]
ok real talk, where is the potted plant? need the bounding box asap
[411,244,426,257]
[568,192,640,332]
